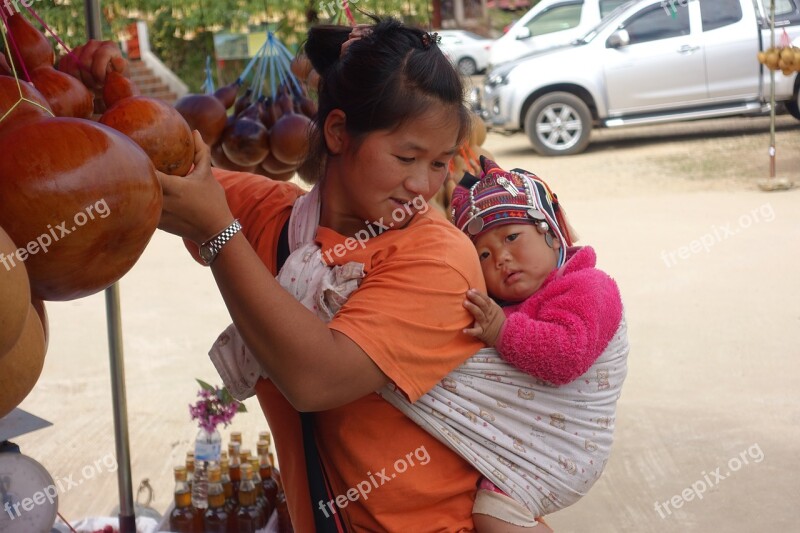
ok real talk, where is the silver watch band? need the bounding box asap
[201,219,242,265]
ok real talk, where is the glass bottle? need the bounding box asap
[235,463,261,533]
[227,441,241,502]
[276,489,293,533]
[193,427,221,514]
[203,464,228,533]
[249,456,270,528]
[169,466,197,533]
[240,448,252,466]
[258,431,276,471]
[185,452,195,489]
[230,431,242,446]
[219,456,237,531]
[257,440,279,510]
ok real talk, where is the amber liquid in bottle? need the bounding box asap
[257,440,279,511]
[235,464,261,533]
[248,457,270,528]
[276,490,293,533]
[227,442,241,503]
[203,465,228,533]
[169,466,198,533]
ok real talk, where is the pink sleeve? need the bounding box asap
[495,269,622,385]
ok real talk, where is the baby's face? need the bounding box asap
[474,223,559,303]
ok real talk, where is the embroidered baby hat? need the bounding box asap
[451,156,576,266]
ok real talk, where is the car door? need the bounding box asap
[602,0,707,114]
[522,1,586,52]
[702,0,759,100]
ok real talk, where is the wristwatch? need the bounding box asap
[199,219,242,265]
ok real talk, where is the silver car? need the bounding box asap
[483,0,800,155]
[438,30,493,76]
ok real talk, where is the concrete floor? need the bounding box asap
[11,115,800,532]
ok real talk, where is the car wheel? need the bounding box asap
[524,92,592,156]
[457,57,478,76]
[787,93,800,120]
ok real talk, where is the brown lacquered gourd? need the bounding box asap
[222,104,270,167]
[0,118,162,301]
[210,141,258,173]
[6,13,55,71]
[290,54,313,82]
[101,95,194,176]
[174,93,227,146]
[0,305,47,419]
[269,111,313,166]
[0,227,31,358]
[261,152,296,175]
[0,75,52,132]
[214,81,240,110]
[29,66,93,118]
[233,88,253,117]
[102,70,140,108]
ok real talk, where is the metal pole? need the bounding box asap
[105,284,137,533]
[84,2,137,530]
[769,0,776,178]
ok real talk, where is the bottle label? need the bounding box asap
[196,441,221,462]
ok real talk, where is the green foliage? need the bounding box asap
[3,0,434,91]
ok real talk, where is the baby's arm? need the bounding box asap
[465,268,622,385]
[498,269,622,385]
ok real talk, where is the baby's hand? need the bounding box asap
[463,289,505,347]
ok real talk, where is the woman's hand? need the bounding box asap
[157,130,236,244]
[57,40,127,91]
[463,289,505,347]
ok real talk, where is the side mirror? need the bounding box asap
[515,27,532,40]
[606,29,630,49]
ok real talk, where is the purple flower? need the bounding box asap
[188,380,245,432]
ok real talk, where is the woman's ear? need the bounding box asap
[324,109,348,155]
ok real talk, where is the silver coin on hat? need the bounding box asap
[527,208,546,220]
[468,217,485,235]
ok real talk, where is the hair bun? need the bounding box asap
[304,25,353,76]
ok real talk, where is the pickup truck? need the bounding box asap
[481,0,800,155]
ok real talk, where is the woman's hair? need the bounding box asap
[298,18,471,182]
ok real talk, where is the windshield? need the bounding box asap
[578,0,640,42]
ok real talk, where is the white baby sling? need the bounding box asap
[209,184,629,517]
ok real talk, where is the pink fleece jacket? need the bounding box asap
[495,246,623,386]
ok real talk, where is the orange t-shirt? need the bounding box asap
[212,168,486,532]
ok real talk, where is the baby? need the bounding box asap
[378,157,628,530]
[451,157,628,530]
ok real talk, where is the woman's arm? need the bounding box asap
[159,133,388,412]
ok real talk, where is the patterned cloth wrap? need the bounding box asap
[208,184,629,517]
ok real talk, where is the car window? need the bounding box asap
[701,0,742,31]
[526,3,584,36]
[622,4,690,45]
[776,0,795,15]
[599,0,629,18]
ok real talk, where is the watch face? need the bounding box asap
[199,246,214,264]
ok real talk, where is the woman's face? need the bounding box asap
[474,223,560,303]
[322,106,461,236]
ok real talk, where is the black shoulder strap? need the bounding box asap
[277,217,291,272]
[276,215,347,532]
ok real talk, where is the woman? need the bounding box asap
[159,19,485,531]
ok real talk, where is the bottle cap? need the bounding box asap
[230,431,242,444]
[258,431,272,446]
[241,463,252,480]
[220,457,229,470]
[240,449,252,461]
[257,440,269,455]
[174,466,187,481]
[249,457,260,471]
[228,442,240,455]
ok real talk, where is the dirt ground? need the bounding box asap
[10,113,800,532]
